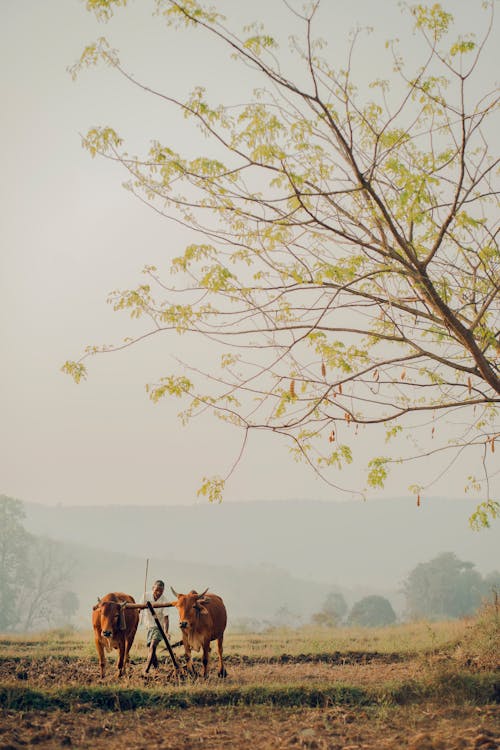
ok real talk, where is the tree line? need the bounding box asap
[0,496,79,632]
[312,552,500,627]
[2,494,498,632]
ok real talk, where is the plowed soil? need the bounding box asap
[1,645,498,749]
[0,652,423,689]
[0,704,499,749]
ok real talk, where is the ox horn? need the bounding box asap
[170,586,180,598]
[97,596,101,604]
[196,588,209,599]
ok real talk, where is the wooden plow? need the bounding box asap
[124,601,184,679]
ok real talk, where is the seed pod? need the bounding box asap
[417,495,421,508]
[321,361,326,378]
[401,369,406,380]
[338,382,343,394]
[492,439,495,454]
[467,377,472,394]
[290,379,296,398]
[328,430,335,443]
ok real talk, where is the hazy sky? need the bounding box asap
[1,0,498,507]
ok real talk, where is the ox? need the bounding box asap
[92,592,139,678]
[170,588,227,678]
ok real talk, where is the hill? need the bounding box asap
[65,540,343,629]
[21,496,499,627]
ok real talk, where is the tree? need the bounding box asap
[273,604,299,629]
[311,590,348,626]
[482,570,500,600]
[0,496,76,632]
[347,595,397,627]
[403,551,485,620]
[65,1,499,521]
[0,496,31,631]
[58,590,80,625]
[19,537,76,631]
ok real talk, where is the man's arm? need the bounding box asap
[163,613,169,636]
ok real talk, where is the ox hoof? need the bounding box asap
[218,668,228,678]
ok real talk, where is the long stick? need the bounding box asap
[146,601,180,672]
[143,558,149,602]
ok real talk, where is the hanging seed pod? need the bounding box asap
[321,361,326,378]
[328,430,335,443]
[417,495,421,507]
[338,382,343,394]
[401,369,406,380]
[467,377,472,394]
[290,380,296,398]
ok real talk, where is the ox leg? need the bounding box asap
[117,641,126,677]
[124,641,131,669]
[217,636,227,678]
[94,637,106,678]
[202,643,210,678]
[183,639,196,676]
[123,636,134,672]
[125,622,138,671]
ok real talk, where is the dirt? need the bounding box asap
[0,653,426,689]
[1,646,498,749]
[0,704,498,749]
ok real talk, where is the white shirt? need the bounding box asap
[141,592,170,629]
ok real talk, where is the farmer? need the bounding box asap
[141,579,170,673]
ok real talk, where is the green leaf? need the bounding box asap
[61,361,87,384]
[469,501,500,531]
[197,475,225,503]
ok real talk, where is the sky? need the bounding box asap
[1,0,498,508]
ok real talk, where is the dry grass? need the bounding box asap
[227,620,468,657]
[453,601,500,671]
[0,619,469,660]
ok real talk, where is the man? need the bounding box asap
[141,579,170,673]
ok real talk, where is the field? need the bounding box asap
[0,612,499,749]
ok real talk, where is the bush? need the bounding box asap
[347,595,397,627]
[454,594,500,671]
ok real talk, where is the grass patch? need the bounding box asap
[0,684,369,711]
[0,620,469,659]
[226,620,468,657]
[0,650,407,669]
[453,601,500,671]
[1,672,497,712]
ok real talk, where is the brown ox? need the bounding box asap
[92,592,139,678]
[170,588,227,678]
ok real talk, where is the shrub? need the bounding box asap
[347,596,397,627]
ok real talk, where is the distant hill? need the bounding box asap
[64,540,349,629]
[24,497,499,599]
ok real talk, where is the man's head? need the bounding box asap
[152,580,164,599]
